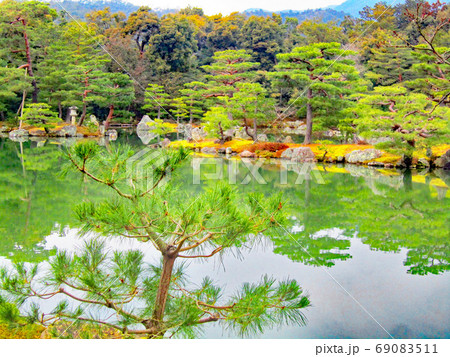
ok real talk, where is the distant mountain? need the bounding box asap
[49,0,176,19]
[330,0,392,17]
[243,8,349,23]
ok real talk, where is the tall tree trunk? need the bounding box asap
[78,103,87,126]
[304,88,313,145]
[157,107,161,120]
[151,251,176,337]
[58,102,62,119]
[106,104,114,127]
[189,109,193,124]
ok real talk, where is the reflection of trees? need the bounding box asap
[0,139,109,261]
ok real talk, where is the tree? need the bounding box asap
[0,66,31,121]
[230,82,275,141]
[270,42,363,144]
[20,103,59,132]
[170,97,188,124]
[0,142,310,338]
[239,15,283,71]
[179,81,206,123]
[142,84,171,120]
[365,30,418,86]
[202,106,237,141]
[122,6,159,57]
[349,85,450,159]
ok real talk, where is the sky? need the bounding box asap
[131,0,346,15]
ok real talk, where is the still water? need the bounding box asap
[0,135,449,338]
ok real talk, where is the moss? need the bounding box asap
[0,323,44,339]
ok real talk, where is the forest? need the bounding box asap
[0,0,449,341]
[0,0,448,159]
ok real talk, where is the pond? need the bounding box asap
[0,135,449,338]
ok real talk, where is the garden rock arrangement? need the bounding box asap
[345,149,382,164]
[281,147,316,162]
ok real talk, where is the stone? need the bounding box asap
[0,126,10,133]
[54,125,77,137]
[336,156,344,162]
[280,147,316,162]
[224,128,235,137]
[28,128,46,136]
[137,115,155,132]
[201,147,217,155]
[366,137,393,145]
[234,127,251,140]
[191,127,206,142]
[418,158,430,167]
[240,150,256,158]
[225,147,233,155]
[106,129,118,140]
[88,115,99,127]
[217,147,226,154]
[283,136,294,144]
[434,150,450,169]
[257,134,268,142]
[9,129,29,139]
[161,138,171,147]
[345,149,382,164]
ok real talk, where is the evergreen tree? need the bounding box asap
[0,142,310,338]
[143,84,171,120]
[20,103,59,132]
[270,42,363,144]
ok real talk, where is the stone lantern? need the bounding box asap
[68,106,78,125]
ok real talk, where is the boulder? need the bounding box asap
[283,136,294,144]
[224,128,235,138]
[136,115,155,132]
[435,150,450,169]
[345,149,382,164]
[280,147,316,162]
[28,128,46,136]
[201,147,217,155]
[225,147,233,155]
[55,125,77,137]
[161,138,171,147]
[9,129,29,139]
[240,150,256,158]
[366,137,393,145]
[418,158,430,167]
[191,127,206,142]
[257,134,268,142]
[88,115,99,127]
[0,126,10,133]
[217,147,226,154]
[234,127,252,140]
[106,129,118,140]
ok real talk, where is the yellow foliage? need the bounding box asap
[0,323,44,339]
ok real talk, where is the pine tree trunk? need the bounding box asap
[106,104,114,127]
[157,107,161,120]
[79,103,87,126]
[151,251,176,337]
[58,102,62,119]
[304,88,313,145]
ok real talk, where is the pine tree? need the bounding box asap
[143,84,171,120]
[20,103,59,133]
[0,142,310,338]
[270,42,364,144]
[349,85,450,158]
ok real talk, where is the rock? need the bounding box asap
[217,147,226,154]
[161,138,171,147]
[106,129,118,140]
[257,134,268,142]
[137,115,155,132]
[224,128,235,137]
[28,128,46,136]
[88,115,99,127]
[336,156,344,162]
[435,150,450,169]
[225,147,233,155]
[9,129,29,139]
[283,136,294,144]
[240,150,256,158]
[191,127,206,141]
[234,127,252,140]
[0,126,10,133]
[418,158,430,167]
[99,124,106,136]
[55,125,77,137]
[201,147,217,155]
[280,147,316,162]
[345,149,382,164]
[366,137,393,145]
